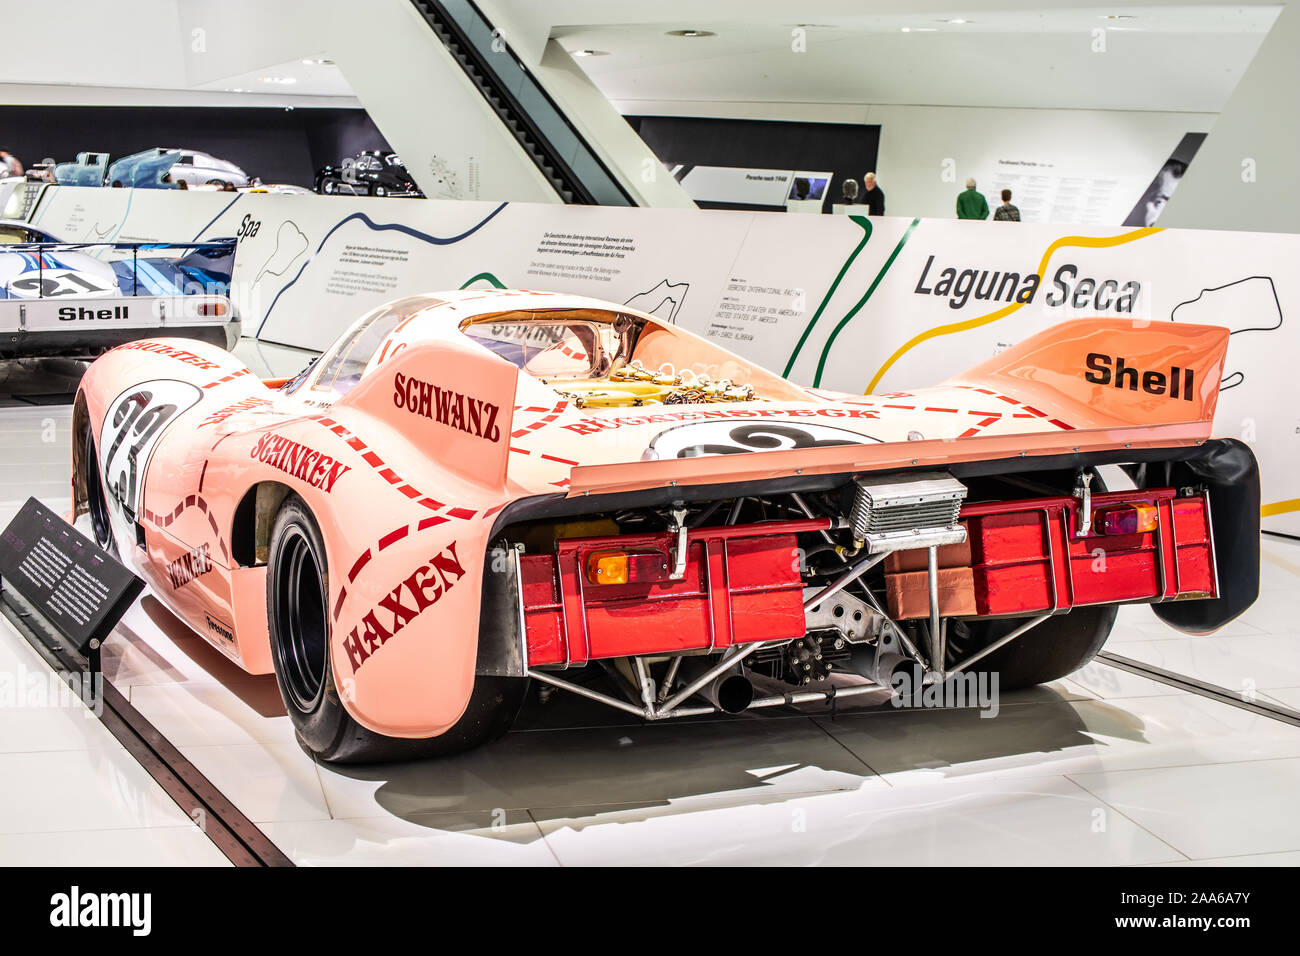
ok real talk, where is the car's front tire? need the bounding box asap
[83,426,116,554]
[266,495,526,764]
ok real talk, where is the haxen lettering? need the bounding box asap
[342,542,466,671]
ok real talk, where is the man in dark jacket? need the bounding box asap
[862,171,886,216]
[956,178,989,220]
[993,188,1021,221]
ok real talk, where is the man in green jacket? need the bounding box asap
[956,178,989,220]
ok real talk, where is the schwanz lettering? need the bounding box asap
[392,372,501,441]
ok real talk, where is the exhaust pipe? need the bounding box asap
[678,658,756,713]
[847,638,913,690]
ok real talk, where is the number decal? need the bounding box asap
[99,380,202,520]
[645,421,878,461]
[8,269,115,298]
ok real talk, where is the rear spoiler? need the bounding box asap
[569,318,1230,498]
[566,420,1211,498]
[945,318,1230,431]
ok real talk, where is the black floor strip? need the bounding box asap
[1097,650,1300,727]
[1,598,293,867]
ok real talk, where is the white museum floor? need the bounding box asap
[2,352,1299,867]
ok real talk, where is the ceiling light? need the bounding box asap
[571,49,609,57]
[1101,14,1135,19]
[258,76,297,84]
[666,29,716,38]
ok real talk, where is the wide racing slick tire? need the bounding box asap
[944,603,1118,692]
[266,495,527,764]
[940,465,1118,691]
[83,426,117,554]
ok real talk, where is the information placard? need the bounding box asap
[0,498,142,656]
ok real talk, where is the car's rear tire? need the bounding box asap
[83,427,116,554]
[266,495,526,764]
[944,603,1118,691]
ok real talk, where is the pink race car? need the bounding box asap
[71,290,1258,762]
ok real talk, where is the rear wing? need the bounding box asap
[946,318,1230,430]
[565,420,1211,498]
[0,238,235,299]
[566,319,1230,498]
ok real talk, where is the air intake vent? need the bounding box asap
[849,472,968,554]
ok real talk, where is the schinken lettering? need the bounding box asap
[250,433,352,491]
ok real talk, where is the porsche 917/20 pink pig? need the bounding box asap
[71,289,1257,762]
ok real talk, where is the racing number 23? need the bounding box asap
[100,381,201,520]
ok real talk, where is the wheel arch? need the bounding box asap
[229,479,295,568]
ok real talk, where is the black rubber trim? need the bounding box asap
[1097,650,1300,728]
[0,324,236,358]
[489,438,1239,539]
[0,589,293,867]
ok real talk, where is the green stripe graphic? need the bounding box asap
[783,215,872,377]
[812,217,920,388]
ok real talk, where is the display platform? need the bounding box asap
[1,395,1298,865]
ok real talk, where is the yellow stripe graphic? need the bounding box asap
[865,226,1163,393]
[1261,499,1300,518]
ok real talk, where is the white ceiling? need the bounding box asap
[0,1,1284,115]
[542,4,1282,113]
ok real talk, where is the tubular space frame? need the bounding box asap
[525,543,1053,719]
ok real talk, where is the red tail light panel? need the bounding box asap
[887,488,1216,619]
[521,519,823,667]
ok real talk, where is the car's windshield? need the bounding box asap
[462,317,629,380]
[306,295,442,398]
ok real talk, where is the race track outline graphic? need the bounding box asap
[624,279,690,324]
[1170,275,1283,392]
[254,220,310,286]
[254,202,509,337]
[864,226,1162,392]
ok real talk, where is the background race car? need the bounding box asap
[315,150,423,197]
[0,220,238,357]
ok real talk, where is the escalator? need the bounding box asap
[410,0,636,206]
